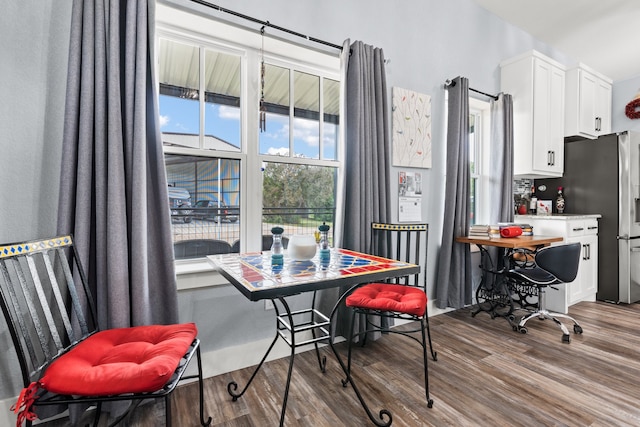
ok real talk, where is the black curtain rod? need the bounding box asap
[188,0,343,50]
[444,79,498,100]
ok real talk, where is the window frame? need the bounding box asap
[156,5,342,262]
[469,97,491,225]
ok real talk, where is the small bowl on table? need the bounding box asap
[287,235,317,261]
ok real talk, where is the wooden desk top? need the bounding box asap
[456,235,563,249]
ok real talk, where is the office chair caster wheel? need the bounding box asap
[562,334,571,343]
[517,326,527,334]
[574,324,583,334]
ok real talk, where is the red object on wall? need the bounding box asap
[625,96,640,119]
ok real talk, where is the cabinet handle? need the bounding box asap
[583,243,591,260]
[587,226,598,230]
[595,117,602,132]
[573,227,584,231]
[547,151,552,166]
[547,151,555,166]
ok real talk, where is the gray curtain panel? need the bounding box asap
[57,0,178,330]
[319,40,390,338]
[435,76,472,309]
[484,93,515,286]
[342,41,391,250]
[489,93,514,223]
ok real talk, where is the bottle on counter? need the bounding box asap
[518,191,529,215]
[556,186,565,214]
[529,186,537,215]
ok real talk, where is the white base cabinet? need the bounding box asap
[514,215,600,313]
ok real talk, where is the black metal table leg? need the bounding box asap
[328,284,393,427]
[226,297,295,427]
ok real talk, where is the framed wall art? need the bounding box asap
[392,87,432,168]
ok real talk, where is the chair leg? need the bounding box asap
[341,309,358,387]
[518,309,576,342]
[516,285,583,342]
[424,312,437,361]
[420,316,434,408]
[165,395,172,427]
[195,345,213,426]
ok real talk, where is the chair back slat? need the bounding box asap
[0,236,97,386]
[0,258,41,372]
[27,254,65,352]
[370,223,428,289]
[52,247,90,337]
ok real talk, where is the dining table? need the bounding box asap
[207,247,419,427]
[456,234,564,321]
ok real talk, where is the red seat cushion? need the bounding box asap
[346,283,427,317]
[38,323,197,396]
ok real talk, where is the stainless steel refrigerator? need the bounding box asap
[535,131,640,304]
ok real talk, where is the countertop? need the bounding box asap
[515,214,601,220]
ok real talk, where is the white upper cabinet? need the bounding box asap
[501,50,566,178]
[565,64,612,139]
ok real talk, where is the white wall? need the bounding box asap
[612,73,640,133]
[0,0,72,415]
[0,1,70,244]
[2,0,638,421]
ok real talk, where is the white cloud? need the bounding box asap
[267,147,290,156]
[293,118,319,147]
[159,115,170,128]
[217,105,240,120]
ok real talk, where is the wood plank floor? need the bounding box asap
[41,301,640,426]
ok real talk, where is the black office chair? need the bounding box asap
[344,223,436,409]
[507,242,583,343]
[174,239,232,259]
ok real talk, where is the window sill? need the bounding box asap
[175,258,230,291]
[175,258,215,275]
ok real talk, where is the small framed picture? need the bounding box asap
[537,200,552,215]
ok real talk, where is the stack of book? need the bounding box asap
[468,223,533,238]
[468,224,492,237]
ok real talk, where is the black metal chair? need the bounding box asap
[174,238,232,259]
[344,223,437,410]
[507,242,583,343]
[0,236,211,427]
[261,234,289,251]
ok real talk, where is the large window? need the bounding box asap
[157,8,341,260]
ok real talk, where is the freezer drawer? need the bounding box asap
[619,239,640,304]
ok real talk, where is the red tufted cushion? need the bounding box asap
[38,323,197,396]
[346,283,427,317]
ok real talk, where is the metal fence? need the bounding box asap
[171,207,335,256]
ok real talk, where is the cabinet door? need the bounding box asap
[569,234,598,304]
[596,79,612,136]
[578,70,597,137]
[532,59,564,175]
[548,66,565,174]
